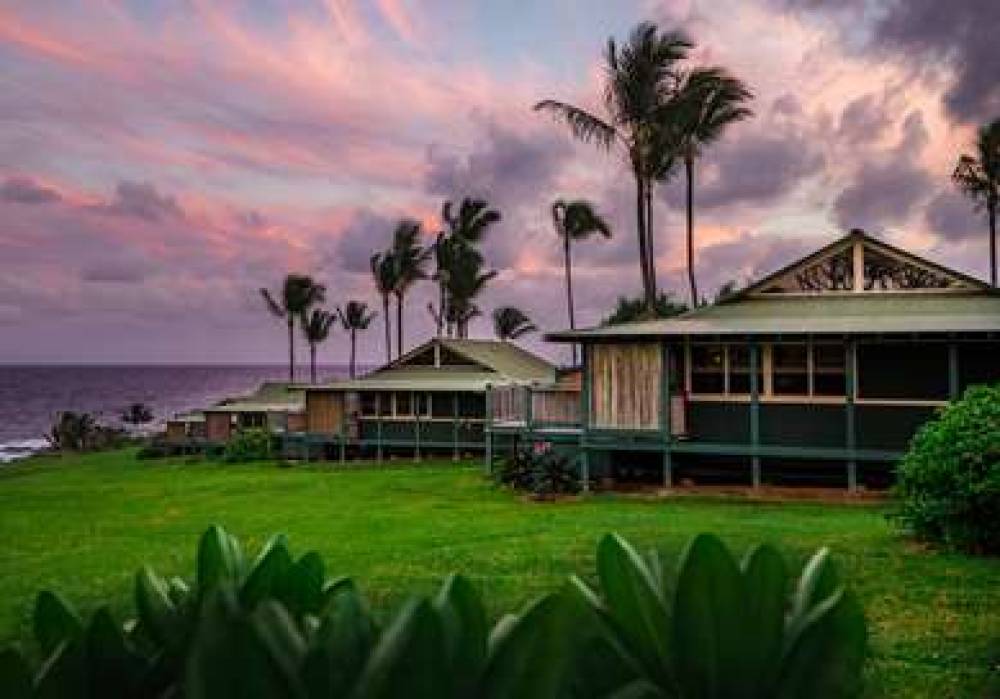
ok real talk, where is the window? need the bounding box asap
[431,392,454,418]
[727,346,764,394]
[394,392,412,416]
[858,344,948,400]
[360,393,377,416]
[772,345,808,396]
[416,393,431,417]
[691,345,725,393]
[377,393,392,417]
[812,344,846,396]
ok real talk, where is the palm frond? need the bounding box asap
[534,100,618,150]
[259,288,284,318]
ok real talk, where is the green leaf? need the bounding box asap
[776,589,867,699]
[672,533,748,698]
[740,544,788,695]
[84,607,144,696]
[434,574,488,696]
[196,525,245,593]
[594,533,673,687]
[791,548,839,621]
[352,598,448,699]
[135,566,179,648]
[34,591,83,657]
[480,593,581,699]
[0,648,33,699]
[302,582,375,698]
[239,536,293,609]
[279,552,326,616]
[34,638,86,699]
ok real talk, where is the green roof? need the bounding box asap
[547,291,1000,340]
[204,382,306,413]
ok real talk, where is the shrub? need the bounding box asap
[0,526,867,698]
[222,428,274,463]
[46,412,126,453]
[892,384,1000,554]
[495,443,580,497]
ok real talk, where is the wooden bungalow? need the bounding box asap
[493,230,1000,490]
[297,338,556,459]
[163,411,206,443]
[201,382,306,443]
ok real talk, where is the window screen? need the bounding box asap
[857,344,948,399]
[772,344,808,395]
[691,345,725,394]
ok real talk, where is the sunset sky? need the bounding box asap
[1,0,997,366]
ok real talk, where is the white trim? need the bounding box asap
[687,395,947,407]
[852,240,864,293]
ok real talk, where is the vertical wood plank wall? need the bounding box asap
[589,343,662,430]
[205,413,232,442]
[306,391,344,435]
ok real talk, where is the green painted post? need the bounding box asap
[376,393,383,464]
[579,345,590,493]
[661,342,673,488]
[413,390,421,462]
[339,401,346,464]
[452,392,459,461]
[484,385,493,473]
[845,341,857,492]
[948,342,959,400]
[750,342,761,488]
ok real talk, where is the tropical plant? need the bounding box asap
[445,245,497,338]
[892,383,1000,554]
[572,532,867,698]
[301,308,336,383]
[370,252,396,362]
[536,22,693,309]
[0,526,868,698]
[953,116,1000,287]
[389,219,430,356]
[45,412,122,452]
[660,67,753,305]
[492,306,537,341]
[495,444,581,498]
[260,275,326,381]
[551,199,612,362]
[601,292,688,325]
[222,428,275,463]
[337,300,376,379]
[120,402,153,426]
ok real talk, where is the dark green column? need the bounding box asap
[484,385,493,473]
[376,393,383,463]
[750,342,761,488]
[845,341,857,492]
[948,342,959,400]
[413,390,421,462]
[452,392,460,461]
[579,344,590,493]
[661,342,673,488]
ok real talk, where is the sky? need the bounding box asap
[1,0,998,366]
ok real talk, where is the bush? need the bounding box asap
[892,384,1000,554]
[46,412,126,453]
[0,526,867,698]
[495,443,580,497]
[222,428,274,463]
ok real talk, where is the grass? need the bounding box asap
[0,449,997,696]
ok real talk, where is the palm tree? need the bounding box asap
[337,301,376,379]
[390,219,430,356]
[302,309,336,384]
[536,22,692,308]
[446,245,497,338]
[662,67,753,305]
[261,275,325,381]
[370,252,396,362]
[492,306,537,341]
[953,117,1000,287]
[551,199,611,363]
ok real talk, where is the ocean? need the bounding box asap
[0,365,350,462]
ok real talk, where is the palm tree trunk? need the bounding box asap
[437,282,445,336]
[634,167,652,308]
[382,295,391,363]
[287,316,295,382]
[563,234,577,365]
[350,331,357,379]
[309,344,316,384]
[396,294,404,358]
[685,156,698,307]
[990,199,997,288]
[645,177,657,299]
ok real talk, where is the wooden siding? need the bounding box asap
[205,412,232,442]
[589,343,662,430]
[286,411,307,433]
[531,389,580,426]
[307,391,344,435]
[165,421,188,442]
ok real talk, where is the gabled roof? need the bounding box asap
[204,382,306,413]
[310,338,556,392]
[547,230,999,341]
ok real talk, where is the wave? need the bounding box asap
[0,438,50,464]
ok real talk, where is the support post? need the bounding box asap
[750,342,761,489]
[661,342,673,488]
[845,340,857,492]
[413,391,421,462]
[484,385,493,473]
[376,393,383,464]
[452,392,459,461]
[948,342,960,400]
[579,345,590,493]
[524,385,534,444]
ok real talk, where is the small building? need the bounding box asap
[300,338,556,458]
[201,382,307,443]
[498,230,1000,490]
[164,411,206,443]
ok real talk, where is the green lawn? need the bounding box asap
[0,450,997,696]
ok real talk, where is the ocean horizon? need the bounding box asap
[0,364,359,462]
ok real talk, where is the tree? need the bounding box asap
[953,117,1000,287]
[601,292,687,326]
[389,219,430,356]
[120,403,153,426]
[260,275,325,381]
[446,245,497,338]
[536,22,692,308]
[492,306,537,341]
[661,67,753,305]
[370,252,396,362]
[301,309,336,384]
[551,199,611,363]
[337,301,376,379]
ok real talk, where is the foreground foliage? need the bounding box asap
[893,384,1000,554]
[0,524,865,697]
[494,444,581,497]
